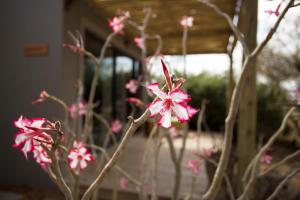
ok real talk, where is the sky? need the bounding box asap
[150,0,300,83]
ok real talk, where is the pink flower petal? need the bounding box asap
[119,177,128,189]
[161,59,172,91]
[158,109,172,128]
[170,89,190,103]
[146,83,167,100]
[111,120,123,133]
[125,79,139,94]
[80,160,88,170]
[187,159,200,175]
[134,37,144,49]
[148,99,164,117]
[260,154,273,165]
[70,159,79,169]
[172,103,189,123]
[186,106,199,118]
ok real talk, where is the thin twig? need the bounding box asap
[239,107,296,200]
[82,31,118,140]
[265,166,300,200]
[151,130,163,200]
[81,110,150,199]
[197,0,250,57]
[88,144,142,187]
[196,1,294,199]
[259,149,300,177]
[250,0,295,58]
[205,158,236,200]
[43,142,73,200]
[141,7,152,83]
[291,2,300,7]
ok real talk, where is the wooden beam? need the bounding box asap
[237,0,258,195]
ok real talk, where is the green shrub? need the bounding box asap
[186,73,286,136]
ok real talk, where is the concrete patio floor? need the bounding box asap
[81,131,223,200]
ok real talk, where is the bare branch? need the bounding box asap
[266,166,300,200]
[42,142,73,200]
[290,2,300,8]
[197,0,250,57]
[83,31,118,140]
[81,110,150,199]
[205,158,236,200]
[251,0,296,58]
[259,149,300,177]
[239,106,296,200]
[195,0,295,199]
[88,144,142,187]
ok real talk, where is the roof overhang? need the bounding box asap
[87,0,239,55]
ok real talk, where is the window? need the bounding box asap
[83,30,141,144]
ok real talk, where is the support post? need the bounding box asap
[237,0,258,195]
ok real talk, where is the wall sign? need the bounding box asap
[24,43,48,57]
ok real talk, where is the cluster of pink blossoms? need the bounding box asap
[146,59,198,128]
[134,37,144,49]
[187,159,200,175]
[111,119,123,134]
[108,11,129,34]
[69,101,88,118]
[67,141,94,171]
[13,116,53,165]
[125,79,139,94]
[265,1,282,16]
[119,177,129,189]
[260,153,273,165]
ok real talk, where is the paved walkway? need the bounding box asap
[81,131,223,200]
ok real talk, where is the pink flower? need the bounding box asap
[202,148,213,158]
[68,141,94,171]
[119,177,128,189]
[111,120,123,133]
[13,116,53,159]
[127,97,144,107]
[260,153,273,165]
[69,101,87,118]
[134,37,144,49]
[109,16,126,34]
[180,16,194,28]
[32,90,49,104]
[265,2,282,16]
[63,31,84,54]
[186,106,199,118]
[187,159,200,175]
[126,79,139,94]
[33,145,51,165]
[146,59,196,128]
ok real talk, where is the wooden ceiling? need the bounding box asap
[87,0,238,55]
